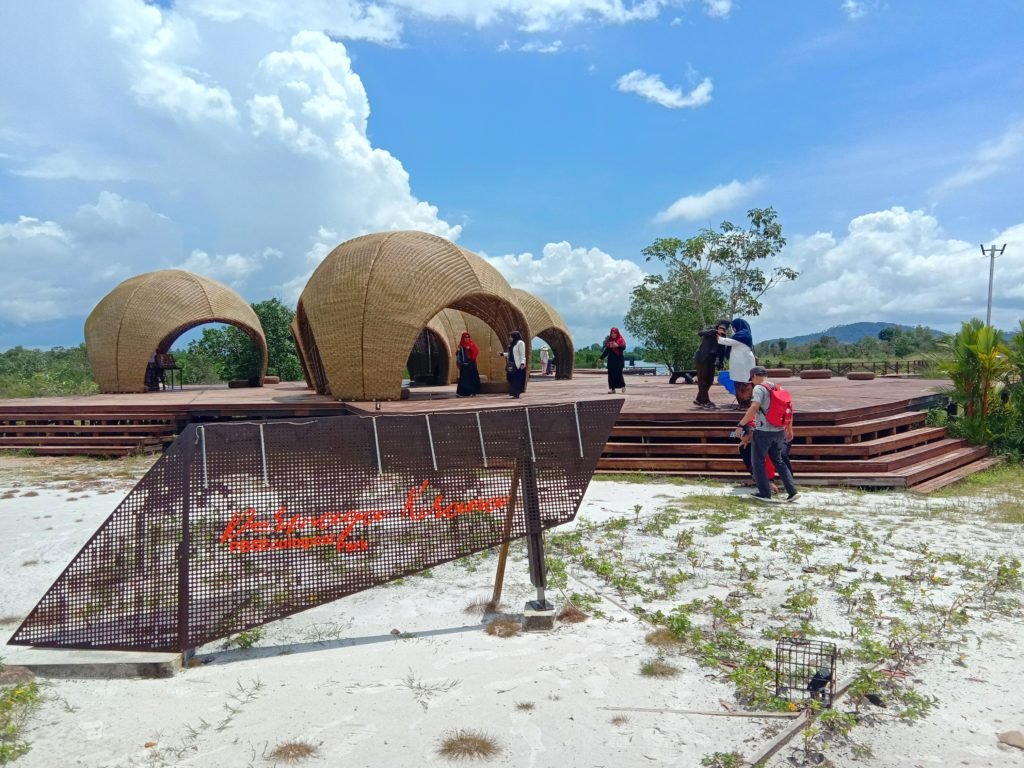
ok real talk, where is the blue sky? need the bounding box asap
[1,0,1023,351]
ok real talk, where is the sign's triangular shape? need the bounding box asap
[10,401,621,652]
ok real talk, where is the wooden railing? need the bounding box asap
[759,360,933,376]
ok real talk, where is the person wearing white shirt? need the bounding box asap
[500,330,527,398]
[718,318,756,408]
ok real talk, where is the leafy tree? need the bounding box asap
[939,319,1011,445]
[641,207,796,325]
[0,344,97,398]
[624,270,725,374]
[574,343,603,369]
[185,298,303,383]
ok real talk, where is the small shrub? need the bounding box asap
[485,618,521,638]
[464,598,500,614]
[644,628,682,647]
[221,627,266,650]
[639,658,678,678]
[557,604,588,623]
[269,741,318,762]
[437,729,500,760]
[701,752,744,768]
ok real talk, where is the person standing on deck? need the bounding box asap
[694,319,730,409]
[600,327,627,394]
[455,331,481,397]
[718,318,756,410]
[539,346,550,376]
[500,331,527,398]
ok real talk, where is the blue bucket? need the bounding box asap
[718,370,736,395]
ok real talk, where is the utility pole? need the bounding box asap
[980,243,1007,327]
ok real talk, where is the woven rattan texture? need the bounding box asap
[513,289,575,379]
[299,232,528,400]
[84,270,268,393]
[10,399,622,652]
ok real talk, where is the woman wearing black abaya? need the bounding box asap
[600,327,627,394]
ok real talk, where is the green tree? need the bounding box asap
[624,270,725,374]
[186,298,303,383]
[641,207,796,324]
[939,319,1011,443]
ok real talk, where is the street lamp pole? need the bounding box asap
[979,243,1007,327]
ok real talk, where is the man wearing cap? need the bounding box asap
[737,366,799,503]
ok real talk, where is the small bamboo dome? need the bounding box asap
[514,289,575,379]
[85,270,268,393]
[297,231,529,401]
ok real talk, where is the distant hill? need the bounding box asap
[767,322,943,347]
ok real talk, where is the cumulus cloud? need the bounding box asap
[653,178,764,223]
[933,121,1024,195]
[0,0,461,342]
[615,70,713,109]
[764,207,1024,335]
[703,0,731,18]
[481,241,646,344]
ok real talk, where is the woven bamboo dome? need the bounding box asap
[297,231,529,400]
[84,270,268,393]
[513,289,575,379]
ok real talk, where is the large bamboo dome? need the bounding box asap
[297,231,529,400]
[514,289,575,379]
[85,270,268,393]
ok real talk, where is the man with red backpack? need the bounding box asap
[737,366,799,503]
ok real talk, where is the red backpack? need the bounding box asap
[763,383,793,428]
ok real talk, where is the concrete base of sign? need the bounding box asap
[1,645,181,679]
[523,600,555,632]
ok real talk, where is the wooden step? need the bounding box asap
[5,445,157,457]
[909,456,1003,493]
[0,436,169,447]
[898,446,992,487]
[792,427,947,458]
[0,412,179,424]
[804,411,926,441]
[0,424,176,436]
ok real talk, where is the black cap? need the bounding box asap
[750,365,768,376]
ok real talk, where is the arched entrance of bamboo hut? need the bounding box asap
[295,301,329,394]
[512,288,574,379]
[84,269,268,393]
[406,328,449,385]
[297,231,528,401]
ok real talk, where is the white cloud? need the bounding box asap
[12,152,134,182]
[178,248,279,286]
[481,241,646,344]
[183,0,667,37]
[933,121,1024,195]
[703,0,731,18]
[518,39,564,54]
[0,0,461,339]
[841,0,867,19]
[615,70,712,109]
[764,207,1024,336]
[653,178,764,223]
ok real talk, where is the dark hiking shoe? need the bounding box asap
[786,492,801,503]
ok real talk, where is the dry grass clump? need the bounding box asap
[437,729,501,760]
[485,618,521,638]
[0,615,23,627]
[609,714,630,726]
[515,701,534,712]
[640,658,679,678]
[644,628,683,647]
[464,598,501,614]
[268,741,318,762]
[557,604,588,623]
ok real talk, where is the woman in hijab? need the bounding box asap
[500,330,527,398]
[718,318,756,408]
[455,331,480,397]
[600,327,627,394]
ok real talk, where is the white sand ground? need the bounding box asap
[0,457,1022,768]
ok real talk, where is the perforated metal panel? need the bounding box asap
[10,400,621,652]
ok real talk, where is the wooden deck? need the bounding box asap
[0,375,996,491]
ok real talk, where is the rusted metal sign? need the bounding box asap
[10,400,621,652]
